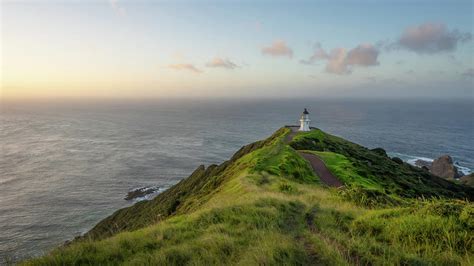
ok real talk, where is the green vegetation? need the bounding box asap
[23,127,474,265]
[82,128,289,241]
[290,129,474,200]
[245,140,318,184]
[303,151,380,189]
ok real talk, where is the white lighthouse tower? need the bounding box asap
[299,108,311,131]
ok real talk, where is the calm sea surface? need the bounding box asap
[1,99,473,261]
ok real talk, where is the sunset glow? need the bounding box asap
[2,0,473,99]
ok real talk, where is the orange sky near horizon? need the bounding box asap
[2,1,473,100]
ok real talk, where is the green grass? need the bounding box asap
[26,198,311,265]
[22,127,474,265]
[300,150,405,208]
[350,200,474,264]
[81,128,290,241]
[291,129,326,143]
[245,141,318,184]
[303,150,380,189]
[290,128,474,200]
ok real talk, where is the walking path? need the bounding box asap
[284,127,299,143]
[285,126,343,188]
[298,152,344,187]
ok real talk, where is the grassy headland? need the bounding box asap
[23,127,474,265]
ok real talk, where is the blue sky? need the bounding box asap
[2,0,473,99]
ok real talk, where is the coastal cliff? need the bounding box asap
[23,127,474,265]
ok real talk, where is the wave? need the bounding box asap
[129,185,169,203]
[388,152,471,176]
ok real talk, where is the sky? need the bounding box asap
[1,0,473,100]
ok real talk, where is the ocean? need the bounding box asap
[1,98,473,261]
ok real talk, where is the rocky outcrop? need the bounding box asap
[125,186,161,201]
[415,159,431,169]
[430,155,461,179]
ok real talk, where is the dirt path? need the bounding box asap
[299,152,344,187]
[285,126,343,188]
[284,126,299,144]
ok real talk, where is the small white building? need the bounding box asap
[299,108,311,131]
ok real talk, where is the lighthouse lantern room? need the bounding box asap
[299,108,311,131]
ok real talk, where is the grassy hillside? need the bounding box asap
[81,128,290,241]
[23,127,474,265]
[291,129,473,200]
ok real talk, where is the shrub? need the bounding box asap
[279,182,295,193]
[391,157,403,164]
[371,148,387,157]
[339,186,403,208]
[460,204,474,229]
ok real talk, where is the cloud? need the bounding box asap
[462,68,474,78]
[206,57,239,69]
[396,22,472,54]
[345,44,379,67]
[301,43,380,75]
[300,43,329,64]
[261,40,293,58]
[168,64,202,73]
[109,0,126,16]
[325,48,349,74]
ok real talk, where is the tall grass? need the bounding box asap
[22,127,474,265]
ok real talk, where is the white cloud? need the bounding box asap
[397,22,471,54]
[325,48,349,74]
[206,57,238,69]
[300,43,329,64]
[345,44,379,67]
[301,43,380,75]
[261,40,293,58]
[168,64,202,73]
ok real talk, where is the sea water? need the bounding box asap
[1,98,473,261]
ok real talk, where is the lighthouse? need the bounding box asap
[299,108,311,131]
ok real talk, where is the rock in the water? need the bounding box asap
[414,159,432,169]
[460,173,474,187]
[125,186,160,201]
[430,155,461,179]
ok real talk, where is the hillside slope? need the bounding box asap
[24,127,474,265]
